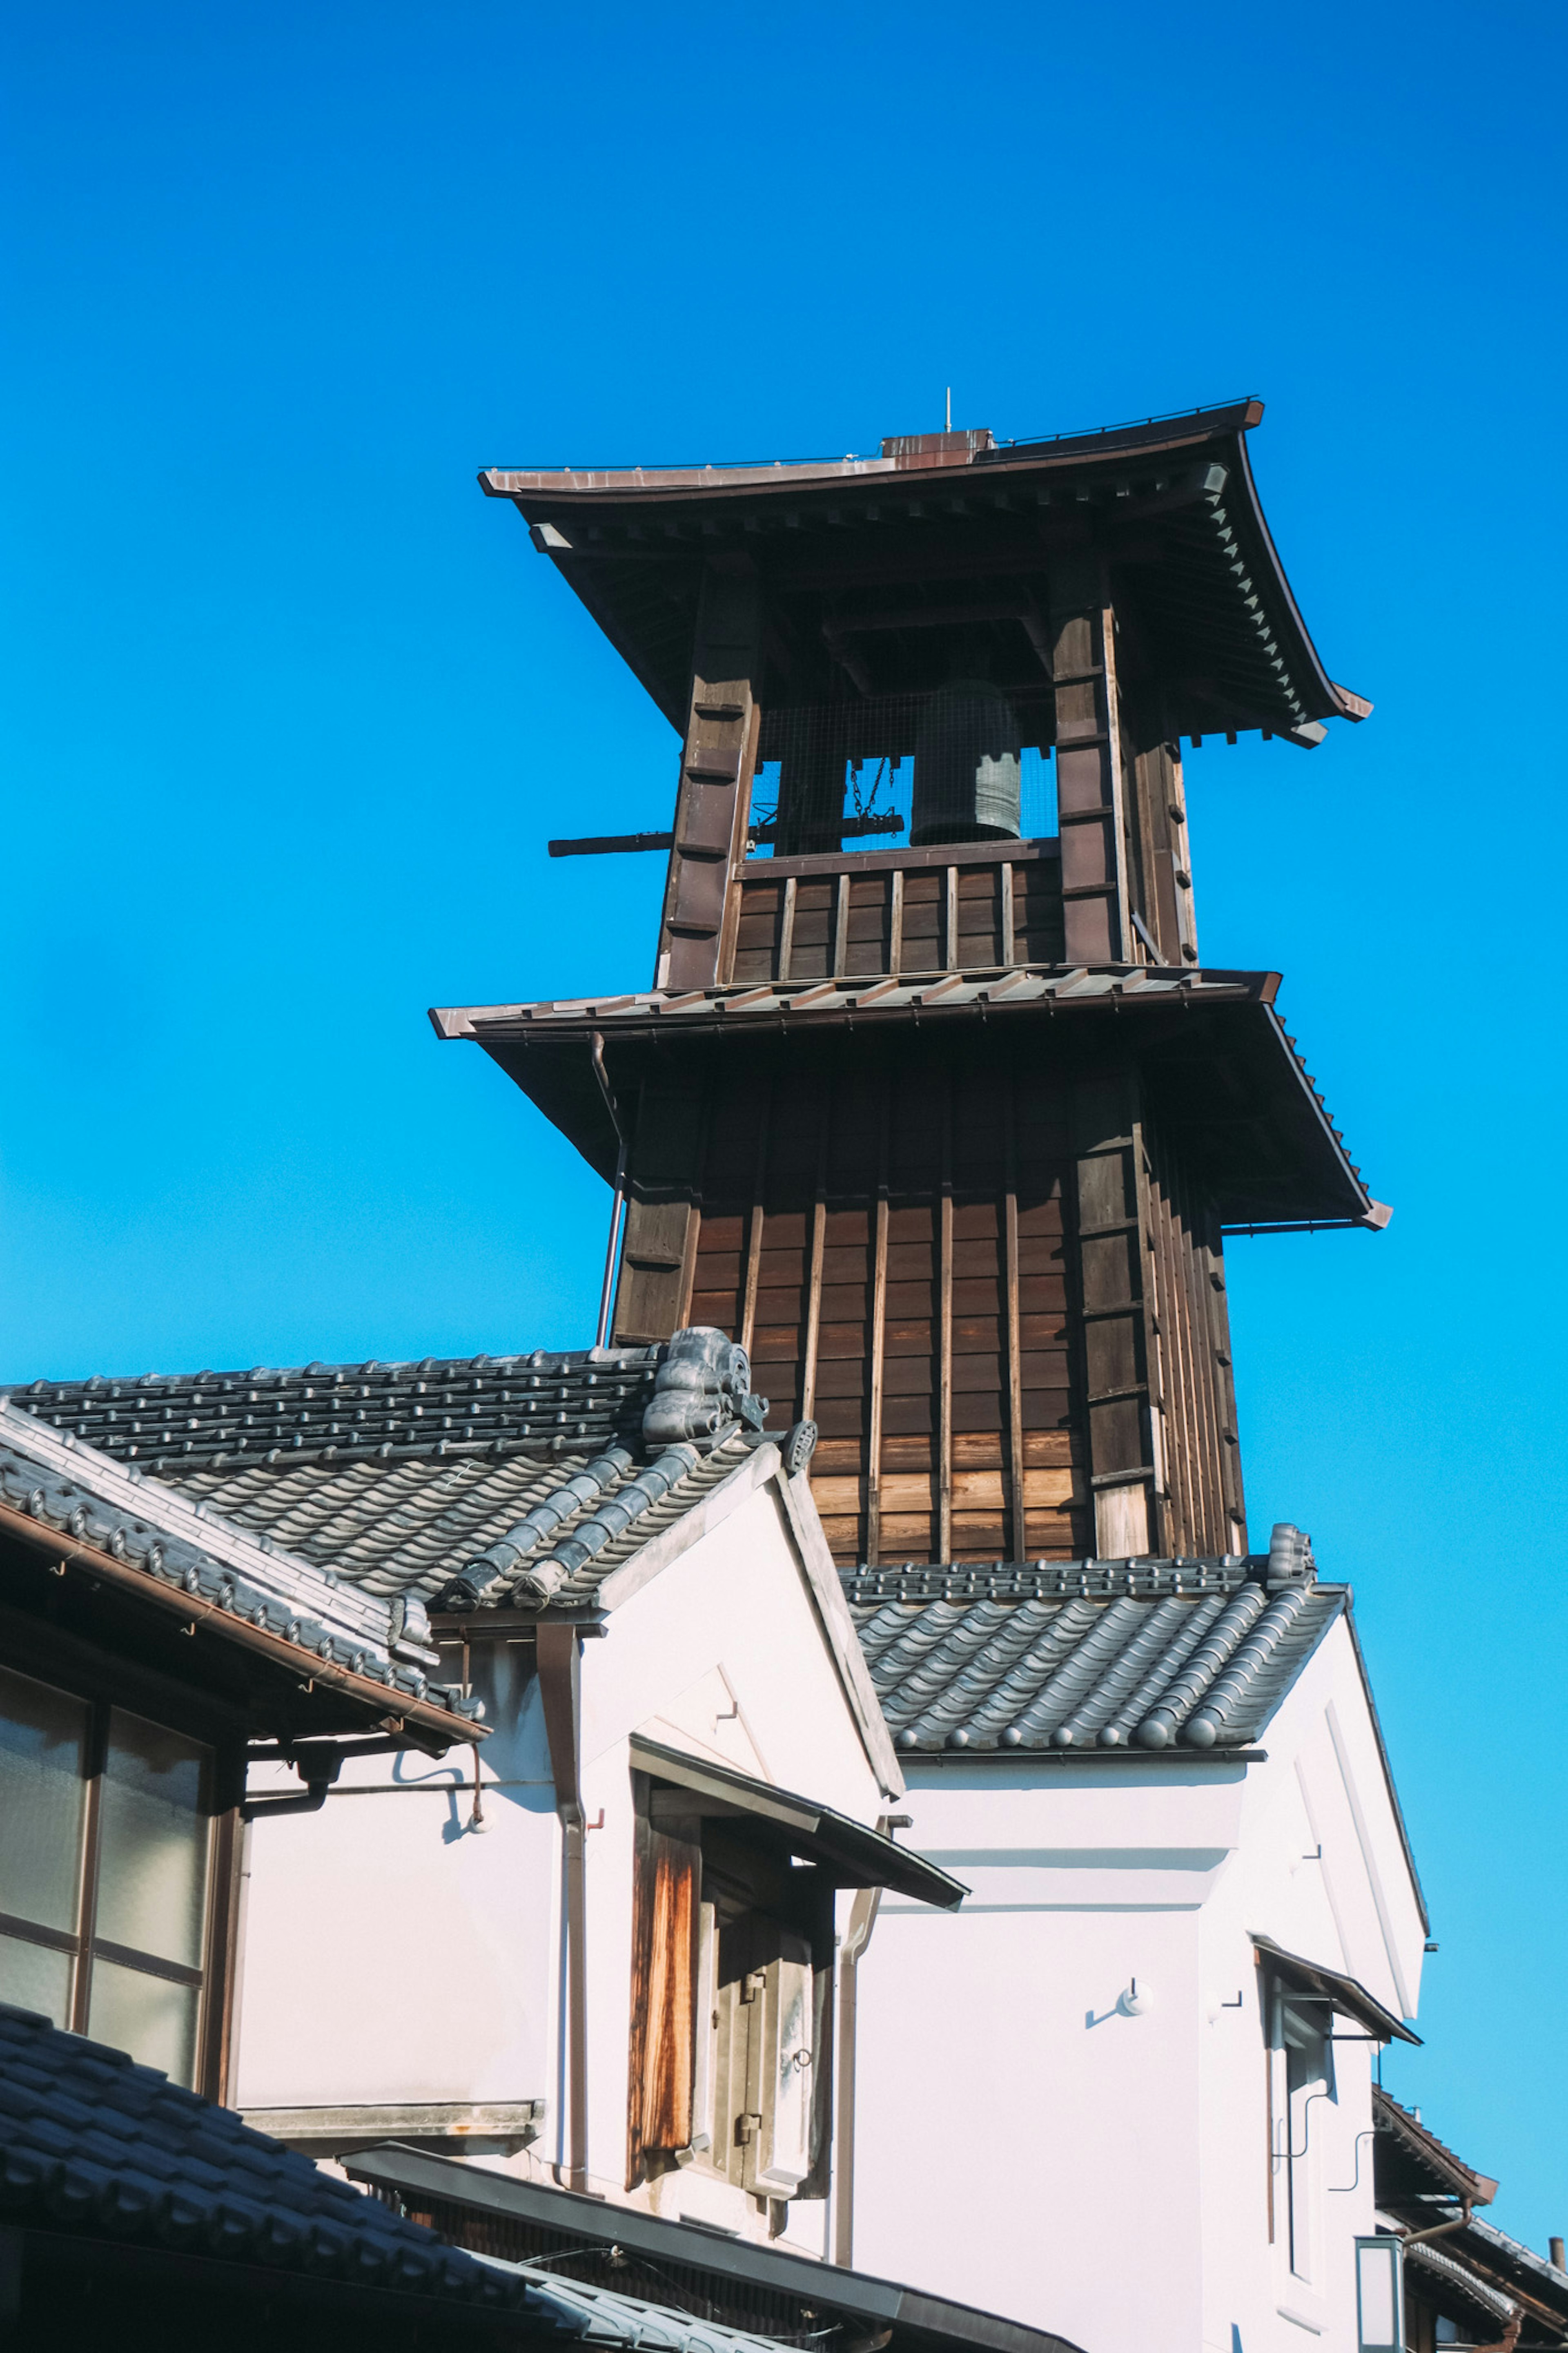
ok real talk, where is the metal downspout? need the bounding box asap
[1401,2199,1474,2247]
[832,1876,885,2266]
[590,1033,628,1351]
[537,1624,589,2192]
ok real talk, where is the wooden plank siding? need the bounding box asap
[623,1036,1246,1566]
[671,1045,1090,1566]
[726,842,1063,984]
[1140,1107,1247,1555]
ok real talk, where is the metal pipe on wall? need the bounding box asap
[537,1625,589,2192]
[590,1033,628,1351]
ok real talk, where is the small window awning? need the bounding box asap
[630,1735,967,1911]
[1251,1932,1421,2045]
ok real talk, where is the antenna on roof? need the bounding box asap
[945,386,952,431]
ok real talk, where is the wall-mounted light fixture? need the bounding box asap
[1117,1979,1154,2018]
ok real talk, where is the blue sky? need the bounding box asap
[5,0,1566,2253]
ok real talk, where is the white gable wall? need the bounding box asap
[234,1455,892,2248]
[849,1608,1425,2353]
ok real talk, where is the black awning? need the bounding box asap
[1252,1932,1420,2045]
[630,1735,966,1911]
[347,2145,1087,2353]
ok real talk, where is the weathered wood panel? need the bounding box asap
[626,1798,701,2189]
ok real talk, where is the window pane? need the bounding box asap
[96,1711,210,1968]
[0,1665,88,1934]
[87,1957,198,2087]
[0,1931,73,2027]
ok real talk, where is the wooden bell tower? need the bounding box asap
[440,402,1385,1568]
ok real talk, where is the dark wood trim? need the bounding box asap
[937,1072,954,1563]
[92,1935,203,1990]
[0,1911,75,1957]
[0,1510,472,1745]
[800,1094,831,1425]
[741,834,1060,883]
[69,1704,106,2034]
[1004,1079,1026,1561]
[201,1804,245,2103]
[739,1084,771,1358]
[866,1082,891,1568]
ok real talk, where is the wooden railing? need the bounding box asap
[724,836,1063,984]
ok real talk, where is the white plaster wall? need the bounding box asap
[234,1638,559,2111]
[852,1760,1242,2353]
[574,1479,890,2208]
[850,1620,1427,2353]
[1193,1622,1423,2353]
[234,1465,891,2233]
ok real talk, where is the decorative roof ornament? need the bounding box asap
[643,1327,768,1455]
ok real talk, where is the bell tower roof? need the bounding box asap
[480,397,1369,747]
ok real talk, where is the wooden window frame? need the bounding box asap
[0,1658,244,2100]
[626,1771,835,2206]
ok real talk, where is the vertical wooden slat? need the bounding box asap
[778,877,798,981]
[200,1798,245,2103]
[833,874,851,978]
[739,1086,771,1357]
[717,700,764,984]
[1169,739,1199,965]
[938,1071,954,1561]
[1003,1080,1026,1561]
[1071,1073,1153,1557]
[1131,1121,1171,1554]
[800,1097,831,1424]
[1000,862,1016,967]
[944,866,959,972]
[866,1081,891,1567]
[889,870,904,975]
[673,1087,712,1332]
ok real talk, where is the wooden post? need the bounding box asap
[739,1087,771,1358]
[866,1080,891,1568]
[1070,1072,1154,1557]
[659,565,762,994]
[1051,556,1127,965]
[938,1069,954,1562]
[800,1092,831,1424]
[1004,1077,1027,1562]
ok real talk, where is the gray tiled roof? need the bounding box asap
[170,1433,754,1606]
[0,1342,768,1614]
[0,1405,479,1725]
[3,1348,661,1475]
[0,2001,526,2309]
[843,1557,1341,1753]
[0,2001,811,2349]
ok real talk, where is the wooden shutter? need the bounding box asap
[627,1785,702,2189]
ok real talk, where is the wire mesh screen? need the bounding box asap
[747,689,1057,860]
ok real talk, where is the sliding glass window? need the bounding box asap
[0,1663,215,2088]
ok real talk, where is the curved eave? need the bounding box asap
[480,399,1368,742]
[432,968,1381,1231]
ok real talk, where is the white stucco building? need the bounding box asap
[844,1546,1427,2353]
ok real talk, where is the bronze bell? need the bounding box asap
[911,680,1022,845]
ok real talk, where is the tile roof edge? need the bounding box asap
[0,1401,390,1645]
[592,1434,782,1615]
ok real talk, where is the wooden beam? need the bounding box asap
[866,1081,891,1568]
[1004,1078,1026,1562]
[659,566,762,993]
[800,1096,831,1425]
[739,1088,771,1358]
[938,1072,954,1562]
